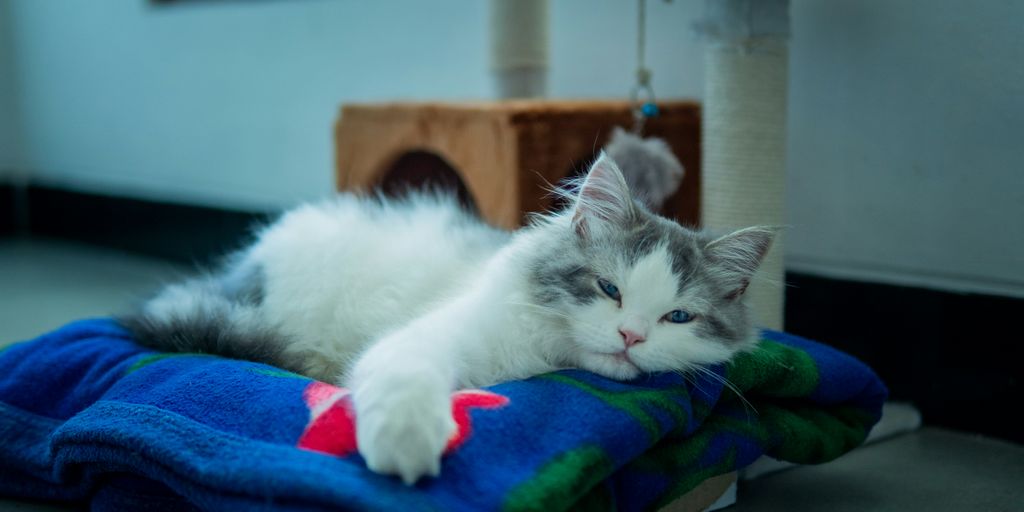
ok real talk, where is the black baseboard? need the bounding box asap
[3,185,1021,444]
[20,186,274,266]
[785,273,1022,444]
[0,184,13,235]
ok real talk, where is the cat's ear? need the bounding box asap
[571,152,635,237]
[704,226,776,300]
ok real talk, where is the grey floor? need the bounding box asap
[1,238,1022,511]
[0,238,184,343]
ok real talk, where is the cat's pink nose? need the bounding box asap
[619,328,645,347]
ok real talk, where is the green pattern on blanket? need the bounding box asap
[504,445,616,512]
[125,352,214,374]
[727,339,820,397]
[503,339,882,511]
[538,373,692,441]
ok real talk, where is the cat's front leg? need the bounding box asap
[348,329,457,485]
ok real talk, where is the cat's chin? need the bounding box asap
[578,351,644,381]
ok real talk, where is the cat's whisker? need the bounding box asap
[672,369,710,398]
[504,301,575,321]
[689,364,757,418]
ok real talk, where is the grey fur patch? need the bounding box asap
[527,227,600,306]
[621,216,701,292]
[532,261,598,306]
[118,303,302,374]
[697,312,743,345]
[659,224,702,294]
[621,219,662,266]
[119,265,306,375]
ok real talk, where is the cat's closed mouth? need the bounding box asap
[610,351,640,370]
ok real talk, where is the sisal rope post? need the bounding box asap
[489,0,549,99]
[700,0,790,329]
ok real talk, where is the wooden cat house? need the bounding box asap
[334,100,701,228]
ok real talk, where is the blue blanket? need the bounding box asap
[0,319,886,511]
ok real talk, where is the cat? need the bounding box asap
[121,153,775,484]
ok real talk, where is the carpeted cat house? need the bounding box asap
[334,100,701,230]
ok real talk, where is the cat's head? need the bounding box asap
[529,153,775,380]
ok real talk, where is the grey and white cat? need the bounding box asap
[122,153,774,484]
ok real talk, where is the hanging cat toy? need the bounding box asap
[630,0,659,135]
[603,0,685,212]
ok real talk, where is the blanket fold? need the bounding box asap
[0,319,886,511]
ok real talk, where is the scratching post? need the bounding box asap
[700,0,790,329]
[490,0,549,98]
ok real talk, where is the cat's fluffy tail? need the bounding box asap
[119,278,301,373]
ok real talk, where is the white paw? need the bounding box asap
[354,382,455,485]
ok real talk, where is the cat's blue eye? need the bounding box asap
[666,310,694,324]
[597,278,621,301]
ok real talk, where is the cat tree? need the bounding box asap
[700,0,790,330]
[334,1,791,509]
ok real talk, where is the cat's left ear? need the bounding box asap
[704,226,777,300]
[572,152,635,237]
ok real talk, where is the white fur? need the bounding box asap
[238,196,574,483]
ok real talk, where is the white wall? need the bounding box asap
[4,0,492,209]
[1,0,701,210]
[2,0,1022,297]
[0,1,21,172]
[550,0,703,101]
[786,0,1024,297]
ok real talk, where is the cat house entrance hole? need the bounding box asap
[377,151,479,215]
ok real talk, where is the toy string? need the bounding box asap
[631,0,658,134]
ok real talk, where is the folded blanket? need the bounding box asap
[0,319,886,511]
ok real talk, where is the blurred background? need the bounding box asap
[0,0,1022,508]
[1,1,1021,290]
